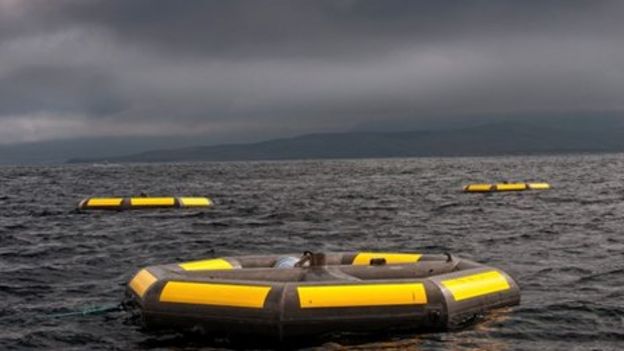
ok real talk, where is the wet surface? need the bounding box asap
[1,155,623,350]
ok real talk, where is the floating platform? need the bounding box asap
[127,252,520,341]
[78,196,212,210]
[464,182,551,193]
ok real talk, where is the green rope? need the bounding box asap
[49,303,122,319]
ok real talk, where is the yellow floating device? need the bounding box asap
[78,196,212,210]
[127,251,520,341]
[464,182,551,193]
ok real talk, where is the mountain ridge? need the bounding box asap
[67,120,624,163]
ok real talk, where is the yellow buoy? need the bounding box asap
[494,183,527,191]
[464,182,550,193]
[78,196,213,210]
[463,184,494,192]
[527,182,551,190]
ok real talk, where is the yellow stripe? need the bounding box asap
[353,252,422,265]
[527,182,550,190]
[441,271,510,302]
[130,197,176,206]
[160,282,271,308]
[179,258,233,271]
[128,269,158,298]
[494,183,527,191]
[87,198,123,207]
[464,184,493,192]
[179,197,212,207]
[298,283,427,308]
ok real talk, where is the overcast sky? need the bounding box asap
[1,0,623,145]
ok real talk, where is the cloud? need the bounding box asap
[0,0,623,144]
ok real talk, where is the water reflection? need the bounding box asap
[316,308,513,350]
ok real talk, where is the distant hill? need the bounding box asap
[0,136,207,165]
[68,119,624,163]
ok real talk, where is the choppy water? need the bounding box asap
[1,155,623,350]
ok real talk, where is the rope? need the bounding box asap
[48,303,122,319]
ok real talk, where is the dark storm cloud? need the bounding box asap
[0,0,623,143]
[8,1,620,59]
[0,65,125,116]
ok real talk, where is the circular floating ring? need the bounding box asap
[127,251,520,341]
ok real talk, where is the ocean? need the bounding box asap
[1,155,623,350]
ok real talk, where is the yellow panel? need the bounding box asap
[353,252,422,265]
[87,198,123,207]
[179,258,233,271]
[464,184,493,192]
[179,197,212,207]
[495,183,527,191]
[130,197,176,206]
[160,282,271,308]
[298,283,427,308]
[129,269,158,298]
[527,182,550,190]
[441,270,510,302]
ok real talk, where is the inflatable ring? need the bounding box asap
[127,251,520,341]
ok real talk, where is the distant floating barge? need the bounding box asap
[78,196,212,210]
[464,182,551,193]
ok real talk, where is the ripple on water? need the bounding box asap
[2,155,624,350]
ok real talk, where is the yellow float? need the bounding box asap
[464,182,551,193]
[78,196,212,210]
